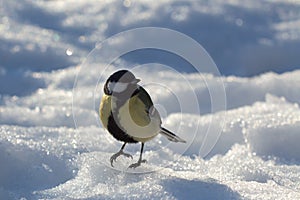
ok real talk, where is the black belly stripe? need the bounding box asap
[107,112,138,143]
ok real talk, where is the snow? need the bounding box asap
[1,0,300,199]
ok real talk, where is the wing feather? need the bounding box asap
[129,87,161,127]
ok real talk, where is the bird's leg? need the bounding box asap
[129,143,147,168]
[110,142,133,167]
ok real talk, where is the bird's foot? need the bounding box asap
[110,150,133,167]
[128,159,147,169]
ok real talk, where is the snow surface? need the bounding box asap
[1,0,300,199]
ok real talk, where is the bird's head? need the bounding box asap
[104,70,140,95]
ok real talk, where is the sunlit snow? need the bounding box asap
[0,0,300,199]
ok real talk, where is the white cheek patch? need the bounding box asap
[108,82,129,93]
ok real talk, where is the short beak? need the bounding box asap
[132,78,140,84]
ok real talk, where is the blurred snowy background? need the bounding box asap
[0,0,300,199]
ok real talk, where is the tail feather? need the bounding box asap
[159,127,186,143]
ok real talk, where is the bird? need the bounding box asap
[99,69,186,168]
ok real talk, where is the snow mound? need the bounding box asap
[163,94,300,162]
[1,0,300,199]
[1,91,300,199]
[245,94,300,162]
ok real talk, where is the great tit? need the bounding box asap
[99,70,186,168]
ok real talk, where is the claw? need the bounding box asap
[110,150,133,167]
[128,159,147,169]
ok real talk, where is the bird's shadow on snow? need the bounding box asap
[162,178,241,200]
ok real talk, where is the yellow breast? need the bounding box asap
[99,94,161,142]
[118,95,161,141]
[99,94,112,129]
